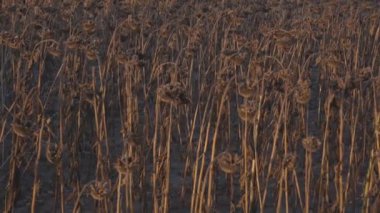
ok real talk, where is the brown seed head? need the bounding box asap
[65,36,81,49]
[47,45,62,58]
[302,136,321,153]
[216,151,242,174]
[238,83,255,98]
[88,180,111,201]
[12,123,33,138]
[46,143,62,164]
[82,20,96,34]
[85,47,98,60]
[157,82,190,105]
[237,102,257,124]
[282,153,297,170]
[294,79,311,105]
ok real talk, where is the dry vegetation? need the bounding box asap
[0,0,380,212]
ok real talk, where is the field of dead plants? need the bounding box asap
[0,0,380,212]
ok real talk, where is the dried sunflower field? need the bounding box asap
[0,0,380,212]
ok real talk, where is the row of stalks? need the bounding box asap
[1,0,380,212]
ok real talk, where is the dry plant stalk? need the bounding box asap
[0,1,379,213]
